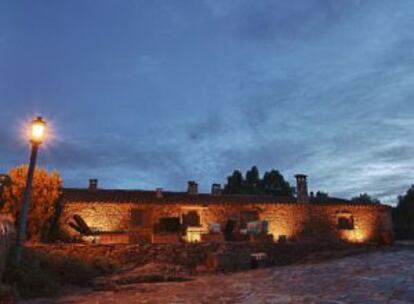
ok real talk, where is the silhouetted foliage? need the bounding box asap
[351,193,380,204]
[311,191,330,203]
[223,166,292,196]
[393,185,414,238]
[245,166,260,193]
[4,249,118,298]
[224,170,245,194]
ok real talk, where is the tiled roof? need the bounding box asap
[62,188,391,208]
[309,196,350,204]
[62,188,297,205]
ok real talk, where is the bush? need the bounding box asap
[3,248,118,299]
[91,256,119,275]
[0,166,62,242]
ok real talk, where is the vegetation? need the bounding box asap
[351,193,380,204]
[3,249,118,298]
[223,166,292,196]
[393,186,414,238]
[311,191,330,203]
[395,186,414,224]
[0,165,62,242]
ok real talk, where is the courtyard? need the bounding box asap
[28,245,414,304]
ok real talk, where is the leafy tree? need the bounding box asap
[224,170,245,194]
[312,191,330,203]
[245,166,260,192]
[351,193,380,204]
[394,186,414,233]
[262,169,292,196]
[223,166,292,196]
[0,165,62,242]
[0,174,12,205]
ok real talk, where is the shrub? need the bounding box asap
[0,166,62,242]
[3,248,118,299]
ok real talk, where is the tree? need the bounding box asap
[351,193,380,204]
[245,166,260,193]
[223,170,245,194]
[0,165,62,242]
[393,186,414,234]
[262,169,292,196]
[0,174,12,205]
[312,191,329,203]
[223,166,292,196]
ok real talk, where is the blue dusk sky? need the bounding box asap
[1,1,414,205]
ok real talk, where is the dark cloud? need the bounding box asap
[186,114,225,143]
[2,0,414,204]
[220,0,357,43]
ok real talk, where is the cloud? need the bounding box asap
[2,0,414,205]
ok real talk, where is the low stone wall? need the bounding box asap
[0,215,15,281]
[29,241,374,272]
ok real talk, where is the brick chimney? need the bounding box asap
[211,183,222,195]
[295,174,309,203]
[156,188,163,198]
[187,181,198,195]
[89,179,98,191]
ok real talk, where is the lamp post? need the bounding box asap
[15,116,46,263]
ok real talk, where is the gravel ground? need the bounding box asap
[26,246,414,304]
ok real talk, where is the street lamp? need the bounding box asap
[15,116,46,263]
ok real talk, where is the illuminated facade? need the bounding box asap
[59,178,393,244]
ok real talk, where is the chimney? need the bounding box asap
[187,181,198,195]
[156,188,163,198]
[89,179,98,191]
[211,183,222,195]
[295,174,309,203]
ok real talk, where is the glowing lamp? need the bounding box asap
[16,115,47,263]
[31,116,46,144]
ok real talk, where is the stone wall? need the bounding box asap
[61,202,131,233]
[60,201,393,244]
[0,215,15,281]
[29,241,370,271]
[310,204,393,243]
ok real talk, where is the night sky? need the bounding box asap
[1,1,414,205]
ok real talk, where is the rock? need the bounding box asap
[195,265,208,274]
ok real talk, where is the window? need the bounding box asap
[182,211,201,227]
[131,209,153,227]
[131,210,144,226]
[337,215,354,230]
[155,217,181,233]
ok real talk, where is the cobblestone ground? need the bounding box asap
[31,247,414,304]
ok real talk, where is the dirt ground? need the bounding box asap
[24,245,414,304]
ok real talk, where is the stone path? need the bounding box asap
[28,247,414,304]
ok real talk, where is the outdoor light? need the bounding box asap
[31,116,46,144]
[16,116,47,263]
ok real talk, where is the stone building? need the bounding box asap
[60,175,393,244]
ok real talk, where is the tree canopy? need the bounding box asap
[351,193,380,204]
[394,186,414,231]
[223,166,292,196]
[0,165,62,242]
[312,191,330,203]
